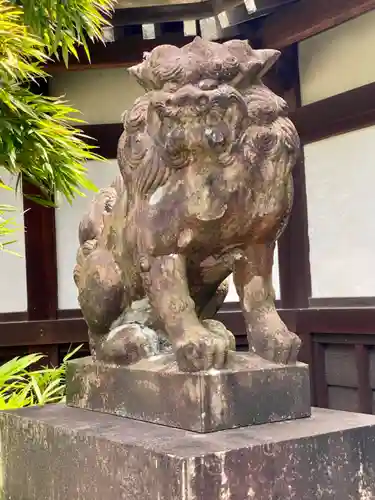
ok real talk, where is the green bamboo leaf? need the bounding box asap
[63,344,84,362]
[0,0,116,248]
[30,374,44,405]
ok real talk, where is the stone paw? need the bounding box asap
[175,322,234,372]
[202,319,236,351]
[96,323,159,365]
[250,322,301,364]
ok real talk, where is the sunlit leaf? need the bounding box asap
[0,346,82,409]
[0,0,115,249]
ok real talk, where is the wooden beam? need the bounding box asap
[312,342,329,408]
[0,312,28,322]
[82,77,375,160]
[260,0,375,49]
[291,81,375,144]
[0,318,87,347]
[80,123,123,159]
[4,306,375,346]
[297,330,315,403]
[310,296,375,308]
[355,344,373,414]
[314,334,375,348]
[297,308,375,334]
[274,45,312,308]
[112,0,243,25]
[23,79,58,323]
[23,183,58,321]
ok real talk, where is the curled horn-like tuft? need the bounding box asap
[254,49,281,78]
[128,45,185,91]
[128,37,281,92]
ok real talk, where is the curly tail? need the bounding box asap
[73,176,124,288]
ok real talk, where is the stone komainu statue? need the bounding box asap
[74,37,301,372]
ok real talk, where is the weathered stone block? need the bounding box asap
[1,406,375,499]
[65,352,311,432]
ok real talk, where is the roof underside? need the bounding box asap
[111,0,299,40]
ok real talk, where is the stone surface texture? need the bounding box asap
[1,406,375,500]
[73,37,301,373]
[66,352,311,432]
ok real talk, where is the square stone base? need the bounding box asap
[66,352,311,432]
[1,406,375,499]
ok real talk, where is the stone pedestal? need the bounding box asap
[1,405,375,499]
[2,352,375,499]
[66,352,311,432]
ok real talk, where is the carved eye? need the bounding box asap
[156,106,165,119]
[213,61,221,72]
[205,128,226,148]
[198,95,209,107]
[199,79,217,91]
[165,127,185,152]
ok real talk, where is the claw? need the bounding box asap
[250,323,301,365]
[175,321,235,372]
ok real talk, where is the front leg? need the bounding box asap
[142,253,232,372]
[233,243,300,364]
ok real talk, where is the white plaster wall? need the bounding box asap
[305,125,375,297]
[299,10,375,105]
[0,169,28,313]
[49,68,144,125]
[55,160,119,309]
[52,67,143,309]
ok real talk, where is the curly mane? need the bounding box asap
[117,37,298,201]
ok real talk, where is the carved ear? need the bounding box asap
[254,49,281,78]
[128,63,157,91]
[128,64,146,88]
[128,63,140,78]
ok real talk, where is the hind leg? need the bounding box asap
[77,247,158,364]
[234,242,300,364]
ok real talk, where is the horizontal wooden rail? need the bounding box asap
[0,318,87,347]
[291,82,375,144]
[2,305,375,347]
[79,81,375,160]
[80,123,122,159]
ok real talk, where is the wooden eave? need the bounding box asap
[45,0,375,72]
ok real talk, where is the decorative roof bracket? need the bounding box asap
[113,0,299,36]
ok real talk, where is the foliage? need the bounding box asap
[0,202,19,253]
[0,0,114,246]
[11,0,114,64]
[0,345,81,410]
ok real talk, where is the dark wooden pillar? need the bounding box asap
[23,183,58,321]
[23,79,58,322]
[274,45,312,310]
[23,79,59,365]
[264,44,314,400]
